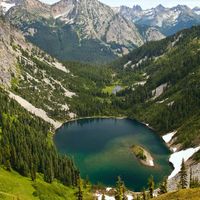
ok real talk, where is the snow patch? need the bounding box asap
[162,131,177,143]
[0,2,15,13]
[8,91,62,129]
[127,194,133,200]
[134,80,147,86]
[106,187,112,192]
[194,10,200,15]
[95,193,115,200]
[168,146,200,179]
[95,193,133,200]
[124,61,132,68]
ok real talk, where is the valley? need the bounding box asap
[0,0,200,199]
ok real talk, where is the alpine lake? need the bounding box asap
[54,118,172,191]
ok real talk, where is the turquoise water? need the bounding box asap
[54,118,172,191]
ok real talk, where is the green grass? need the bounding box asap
[102,85,117,94]
[102,80,126,94]
[0,168,93,200]
[0,168,37,200]
[153,188,200,200]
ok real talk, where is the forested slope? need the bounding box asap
[0,89,78,186]
[111,26,200,152]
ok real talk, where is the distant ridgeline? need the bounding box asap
[0,89,78,186]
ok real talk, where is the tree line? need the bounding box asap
[0,89,79,187]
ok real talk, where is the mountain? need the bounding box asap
[0,17,82,196]
[118,4,200,36]
[51,0,143,47]
[0,15,122,125]
[3,0,143,63]
[193,7,200,15]
[1,9,200,197]
[1,0,165,63]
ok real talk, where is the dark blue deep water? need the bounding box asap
[54,118,172,191]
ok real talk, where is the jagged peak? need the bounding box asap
[155,4,165,11]
[132,5,142,11]
[193,6,200,10]
[52,0,77,6]
[175,4,191,10]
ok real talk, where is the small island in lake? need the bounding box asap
[130,145,154,167]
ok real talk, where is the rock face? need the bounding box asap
[118,4,200,36]
[0,20,26,86]
[0,18,77,122]
[51,0,143,47]
[2,0,145,62]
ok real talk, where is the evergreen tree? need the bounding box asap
[101,193,105,200]
[179,159,188,189]
[77,176,83,200]
[142,188,147,200]
[159,177,167,194]
[136,194,140,200]
[30,163,36,181]
[84,175,90,188]
[148,175,154,198]
[5,159,11,171]
[115,176,126,200]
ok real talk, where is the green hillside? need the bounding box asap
[153,188,200,200]
[6,9,118,64]
[110,26,200,154]
[0,168,93,200]
[25,22,117,64]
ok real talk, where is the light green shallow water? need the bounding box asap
[54,118,172,191]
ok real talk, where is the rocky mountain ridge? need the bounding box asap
[118,4,200,36]
[0,17,79,125]
[1,0,165,63]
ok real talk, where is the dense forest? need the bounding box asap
[110,26,200,156]
[0,89,78,186]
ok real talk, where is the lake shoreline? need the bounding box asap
[54,116,172,191]
[56,115,128,130]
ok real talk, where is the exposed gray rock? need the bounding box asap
[118,4,200,36]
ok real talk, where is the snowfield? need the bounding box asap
[0,2,15,13]
[95,193,133,200]
[95,193,115,200]
[168,146,200,179]
[162,131,177,143]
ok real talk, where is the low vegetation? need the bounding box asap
[0,168,93,200]
[131,145,147,161]
[152,188,200,200]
